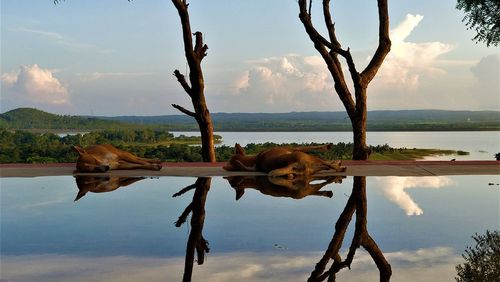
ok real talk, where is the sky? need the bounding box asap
[1,0,499,116]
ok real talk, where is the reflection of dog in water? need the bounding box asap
[72,144,162,172]
[225,175,345,200]
[223,143,346,177]
[74,176,145,201]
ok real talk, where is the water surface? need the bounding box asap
[174,131,500,160]
[1,174,498,281]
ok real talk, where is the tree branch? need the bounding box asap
[193,31,208,60]
[299,0,356,118]
[173,70,192,96]
[362,234,392,282]
[322,0,340,48]
[299,0,334,49]
[360,0,391,85]
[173,183,198,197]
[175,202,193,227]
[172,104,196,117]
[172,0,195,63]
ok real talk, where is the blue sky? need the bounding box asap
[1,0,498,115]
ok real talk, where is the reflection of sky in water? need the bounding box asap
[374,176,454,216]
[2,248,462,282]
[1,175,499,281]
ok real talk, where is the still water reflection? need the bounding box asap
[1,175,498,281]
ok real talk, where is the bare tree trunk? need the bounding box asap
[298,0,390,160]
[352,88,370,160]
[308,176,392,281]
[172,0,216,162]
[177,177,212,282]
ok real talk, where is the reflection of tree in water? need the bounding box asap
[73,175,391,281]
[309,176,392,282]
[173,177,212,282]
[224,174,391,281]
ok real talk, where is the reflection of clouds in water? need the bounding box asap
[1,248,460,282]
[376,177,453,216]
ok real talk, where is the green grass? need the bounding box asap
[369,149,466,160]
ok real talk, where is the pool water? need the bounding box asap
[1,175,499,281]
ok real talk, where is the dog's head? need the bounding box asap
[72,146,110,172]
[222,143,257,171]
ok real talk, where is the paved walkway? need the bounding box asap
[1,161,498,177]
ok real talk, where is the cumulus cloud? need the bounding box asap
[468,54,500,110]
[218,55,338,112]
[221,14,461,112]
[372,14,455,92]
[1,64,72,112]
[375,176,453,216]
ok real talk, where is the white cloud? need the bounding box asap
[372,14,455,92]
[219,55,338,112]
[220,14,462,113]
[1,248,461,282]
[1,64,72,112]
[375,176,453,216]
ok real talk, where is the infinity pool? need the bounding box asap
[1,175,498,281]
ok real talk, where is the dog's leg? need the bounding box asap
[311,190,334,198]
[119,152,162,165]
[116,161,162,171]
[325,160,346,172]
[294,144,332,153]
[268,162,303,177]
[136,156,162,164]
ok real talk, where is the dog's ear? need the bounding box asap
[235,143,245,155]
[72,146,86,156]
[235,189,245,200]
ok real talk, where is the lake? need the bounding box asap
[1,175,498,281]
[1,131,499,281]
[174,131,500,160]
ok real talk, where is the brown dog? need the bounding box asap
[72,144,162,172]
[223,143,345,177]
[225,175,344,200]
[74,176,145,201]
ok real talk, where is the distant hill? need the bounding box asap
[102,110,500,131]
[0,108,130,130]
[2,108,499,131]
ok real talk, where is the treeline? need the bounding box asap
[105,110,500,131]
[0,129,220,163]
[3,108,499,132]
[0,129,466,163]
[0,108,133,130]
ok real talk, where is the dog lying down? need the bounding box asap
[72,144,162,172]
[74,176,145,201]
[223,143,346,177]
[225,175,345,200]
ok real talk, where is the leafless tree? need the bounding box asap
[309,176,392,281]
[54,0,217,162]
[173,177,212,282]
[171,0,216,162]
[298,0,391,160]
